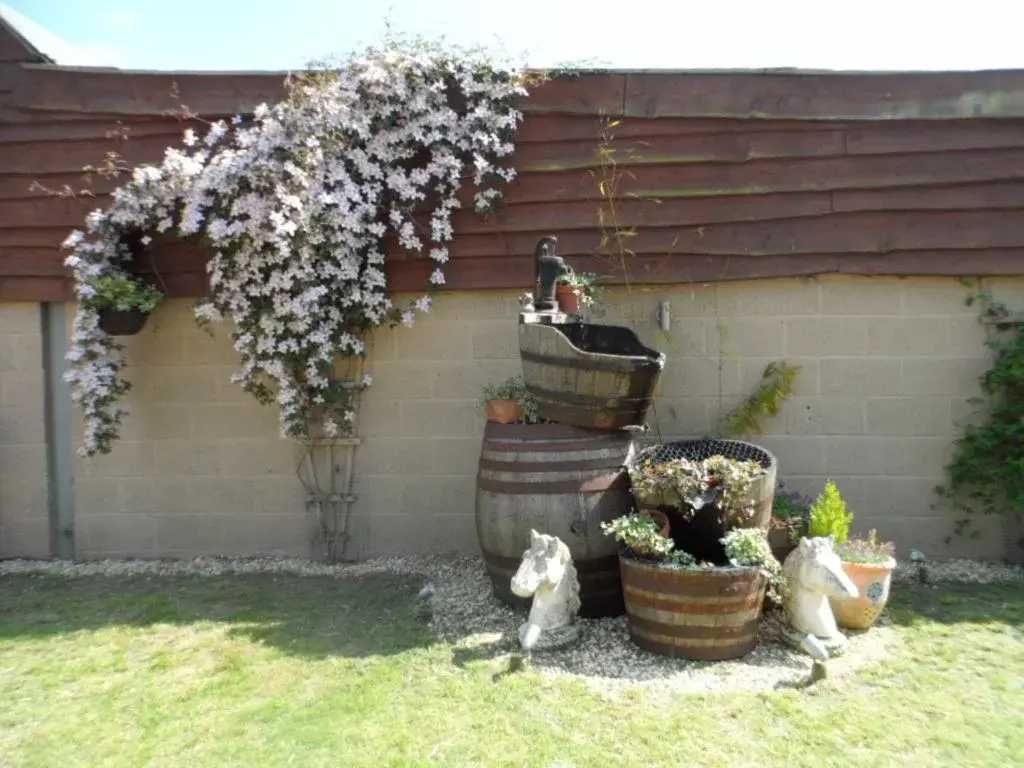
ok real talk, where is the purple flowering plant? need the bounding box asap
[835,529,896,565]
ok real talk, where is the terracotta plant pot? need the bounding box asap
[484,398,523,424]
[555,284,582,315]
[768,519,804,566]
[98,308,149,336]
[644,509,671,539]
[829,556,897,630]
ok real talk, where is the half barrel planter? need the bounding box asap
[620,557,769,661]
[519,318,666,430]
[628,438,778,564]
[475,422,635,618]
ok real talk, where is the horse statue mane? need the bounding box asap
[510,529,581,652]
[782,536,860,654]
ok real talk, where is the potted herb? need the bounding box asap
[481,375,540,424]
[555,270,602,315]
[829,529,897,630]
[599,510,670,558]
[603,513,782,661]
[86,275,163,336]
[769,482,813,564]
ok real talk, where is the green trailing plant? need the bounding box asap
[720,362,801,438]
[807,480,853,543]
[481,375,541,423]
[629,454,766,522]
[935,282,1024,541]
[720,527,785,600]
[84,275,163,314]
[834,529,895,565]
[600,513,674,559]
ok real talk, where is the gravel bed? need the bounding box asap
[3,554,1020,697]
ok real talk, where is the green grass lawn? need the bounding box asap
[1,570,1022,768]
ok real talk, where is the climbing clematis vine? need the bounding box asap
[62,39,528,456]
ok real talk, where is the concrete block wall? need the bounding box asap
[3,274,1018,560]
[0,304,49,557]
[71,301,312,558]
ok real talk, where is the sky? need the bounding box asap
[3,0,1024,72]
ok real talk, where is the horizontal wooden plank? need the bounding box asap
[499,148,1024,204]
[0,276,68,301]
[3,131,191,175]
[846,120,1024,155]
[0,115,200,144]
[833,182,1024,213]
[432,210,1024,259]
[515,129,846,172]
[450,192,834,234]
[6,247,1024,302]
[624,71,1024,120]
[515,114,856,143]
[10,65,289,116]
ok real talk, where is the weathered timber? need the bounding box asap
[519,320,665,429]
[624,71,1024,120]
[475,422,634,618]
[620,557,768,661]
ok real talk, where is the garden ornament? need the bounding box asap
[532,235,571,312]
[781,536,859,655]
[510,530,581,652]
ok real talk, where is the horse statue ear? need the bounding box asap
[530,529,541,545]
[799,537,812,551]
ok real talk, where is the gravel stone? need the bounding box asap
[3,554,1019,697]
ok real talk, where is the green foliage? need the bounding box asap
[556,269,604,308]
[720,527,785,600]
[84,275,163,314]
[936,283,1024,540]
[719,362,801,438]
[601,513,674,559]
[629,454,766,522]
[835,529,896,565]
[807,480,853,543]
[481,375,541,423]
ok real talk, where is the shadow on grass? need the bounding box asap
[0,572,435,659]
[886,581,1024,630]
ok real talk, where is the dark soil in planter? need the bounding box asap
[98,308,149,336]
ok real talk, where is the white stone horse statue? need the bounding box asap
[510,530,581,652]
[782,536,860,654]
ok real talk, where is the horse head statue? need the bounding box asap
[510,530,581,652]
[782,536,859,647]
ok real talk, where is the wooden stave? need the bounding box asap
[475,422,635,618]
[619,556,768,661]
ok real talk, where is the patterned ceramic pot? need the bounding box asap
[829,557,897,630]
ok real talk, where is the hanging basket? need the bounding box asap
[98,308,149,336]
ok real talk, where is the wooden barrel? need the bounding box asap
[620,556,768,660]
[475,422,635,618]
[629,438,777,564]
[519,318,666,430]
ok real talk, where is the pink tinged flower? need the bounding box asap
[182,128,197,147]
[429,268,445,286]
[61,230,85,250]
[415,295,432,312]
[361,373,373,387]
[140,236,152,246]
[402,310,415,327]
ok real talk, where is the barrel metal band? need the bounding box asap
[519,348,631,373]
[477,472,628,494]
[478,456,628,473]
